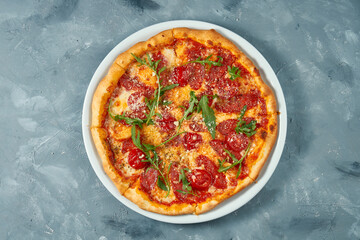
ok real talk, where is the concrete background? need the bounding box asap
[0,0,359,239]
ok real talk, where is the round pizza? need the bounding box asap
[91,28,278,215]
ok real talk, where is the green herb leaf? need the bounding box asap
[162,100,172,106]
[218,143,252,175]
[235,105,257,137]
[155,131,186,148]
[131,126,145,151]
[187,55,223,68]
[178,168,192,192]
[108,101,144,127]
[157,176,168,191]
[176,189,198,196]
[198,95,216,139]
[177,91,198,131]
[228,66,242,80]
[160,84,179,96]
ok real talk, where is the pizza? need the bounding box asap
[91,28,278,215]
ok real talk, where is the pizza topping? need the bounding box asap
[187,169,212,191]
[187,63,205,90]
[196,155,227,189]
[186,55,223,69]
[177,91,198,131]
[217,119,238,136]
[132,53,179,125]
[127,92,147,111]
[228,66,242,80]
[177,168,197,196]
[156,111,176,133]
[225,132,249,153]
[237,162,249,180]
[140,168,159,193]
[121,138,136,153]
[131,126,171,195]
[216,77,241,99]
[235,105,257,137]
[170,164,191,201]
[209,139,228,158]
[171,65,188,87]
[218,143,252,178]
[128,148,148,169]
[119,74,154,98]
[108,101,144,127]
[189,122,205,132]
[197,95,216,139]
[183,132,202,151]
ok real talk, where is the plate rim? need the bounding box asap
[82,20,287,224]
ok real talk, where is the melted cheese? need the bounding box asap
[161,48,179,67]
[111,89,133,114]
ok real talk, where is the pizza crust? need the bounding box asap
[195,177,253,214]
[91,127,132,194]
[91,63,125,128]
[114,29,174,70]
[124,180,196,215]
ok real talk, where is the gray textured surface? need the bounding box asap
[0,0,359,239]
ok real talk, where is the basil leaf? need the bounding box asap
[198,95,216,139]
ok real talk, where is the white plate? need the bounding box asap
[82,20,287,224]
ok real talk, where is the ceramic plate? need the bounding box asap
[82,20,287,224]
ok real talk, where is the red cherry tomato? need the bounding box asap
[128,149,147,169]
[187,169,212,191]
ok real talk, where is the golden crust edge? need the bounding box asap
[195,177,253,214]
[249,113,279,181]
[114,29,174,70]
[91,63,125,128]
[90,127,131,194]
[124,181,196,215]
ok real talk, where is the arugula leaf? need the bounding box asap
[162,100,172,106]
[218,143,252,178]
[155,131,186,148]
[131,126,145,152]
[187,55,223,68]
[176,189,198,196]
[198,95,216,139]
[160,84,179,95]
[227,66,242,80]
[178,168,192,191]
[108,101,144,127]
[235,105,257,137]
[176,168,198,196]
[157,176,168,191]
[177,91,198,131]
